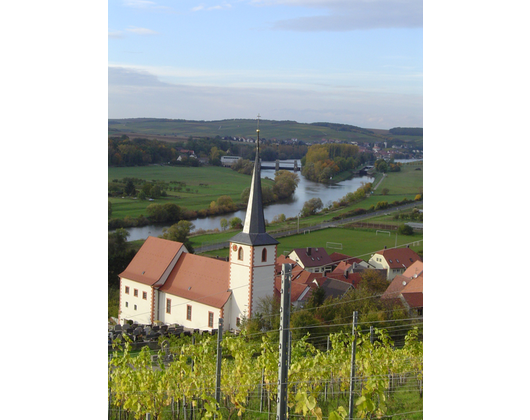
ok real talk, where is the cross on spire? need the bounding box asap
[256,113,261,151]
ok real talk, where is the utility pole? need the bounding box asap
[348,311,359,420]
[276,263,292,420]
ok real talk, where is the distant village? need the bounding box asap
[174,136,422,166]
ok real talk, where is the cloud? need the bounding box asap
[109,66,169,87]
[126,26,160,35]
[122,0,156,8]
[192,3,232,12]
[256,0,422,31]
[108,66,422,128]
[108,31,124,39]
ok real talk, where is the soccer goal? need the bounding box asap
[326,242,343,250]
[376,230,391,236]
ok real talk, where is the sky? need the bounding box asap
[108,0,423,129]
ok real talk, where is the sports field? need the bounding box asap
[199,226,423,261]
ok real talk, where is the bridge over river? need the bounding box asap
[260,160,300,171]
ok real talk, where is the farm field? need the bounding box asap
[108,165,271,219]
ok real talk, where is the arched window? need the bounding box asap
[238,246,244,260]
[261,248,267,262]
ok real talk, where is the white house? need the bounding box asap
[368,247,422,281]
[118,130,277,331]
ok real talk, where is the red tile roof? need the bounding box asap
[159,253,231,309]
[120,236,232,309]
[291,247,333,268]
[375,248,422,270]
[119,236,184,286]
[329,252,363,265]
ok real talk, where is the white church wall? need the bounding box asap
[119,278,153,325]
[157,291,222,331]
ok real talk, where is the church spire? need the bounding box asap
[230,115,278,246]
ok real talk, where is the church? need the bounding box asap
[118,129,278,332]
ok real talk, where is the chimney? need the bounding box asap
[344,270,349,278]
[384,245,387,249]
[307,247,311,255]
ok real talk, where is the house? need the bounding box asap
[368,247,422,280]
[381,261,423,315]
[288,247,334,273]
[119,132,278,331]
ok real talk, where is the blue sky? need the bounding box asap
[109,0,422,129]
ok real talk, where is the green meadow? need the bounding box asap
[198,227,423,261]
[108,165,272,219]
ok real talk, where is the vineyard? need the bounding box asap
[108,325,423,419]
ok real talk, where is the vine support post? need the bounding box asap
[348,311,359,420]
[276,263,292,420]
[215,318,224,412]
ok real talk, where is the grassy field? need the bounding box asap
[373,163,423,197]
[198,226,423,260]
[108,165,273,219]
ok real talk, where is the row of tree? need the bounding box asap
[109,135,309,168]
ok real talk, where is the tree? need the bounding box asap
[108,228,136,288]
[161,220,195,253]
[108,201,112,219]
[307,286,326,308]
[124,180,136,196]
[272,213,286,223]
[398,224,414,235]
[374,159,388,173]
[229,217,242,229]
[301,197,323,217]
[151,184,162,199]
[273,170,299,199]
[216,195,237,212]
[220,218,228,231]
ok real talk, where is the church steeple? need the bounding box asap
[230,116,279,246]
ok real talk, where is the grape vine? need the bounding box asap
[108,327,422,419]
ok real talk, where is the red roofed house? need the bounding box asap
[288,247,334,274]
[119,133,278,331]
[368,247,422,280]
[381,261,423,316]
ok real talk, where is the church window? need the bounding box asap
[187,305,192,320]
[208,311,214,328]
[166,298,171,314]
[238,247,244,261]
[261,248,267,262]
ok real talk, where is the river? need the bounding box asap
[121,160,374,241]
